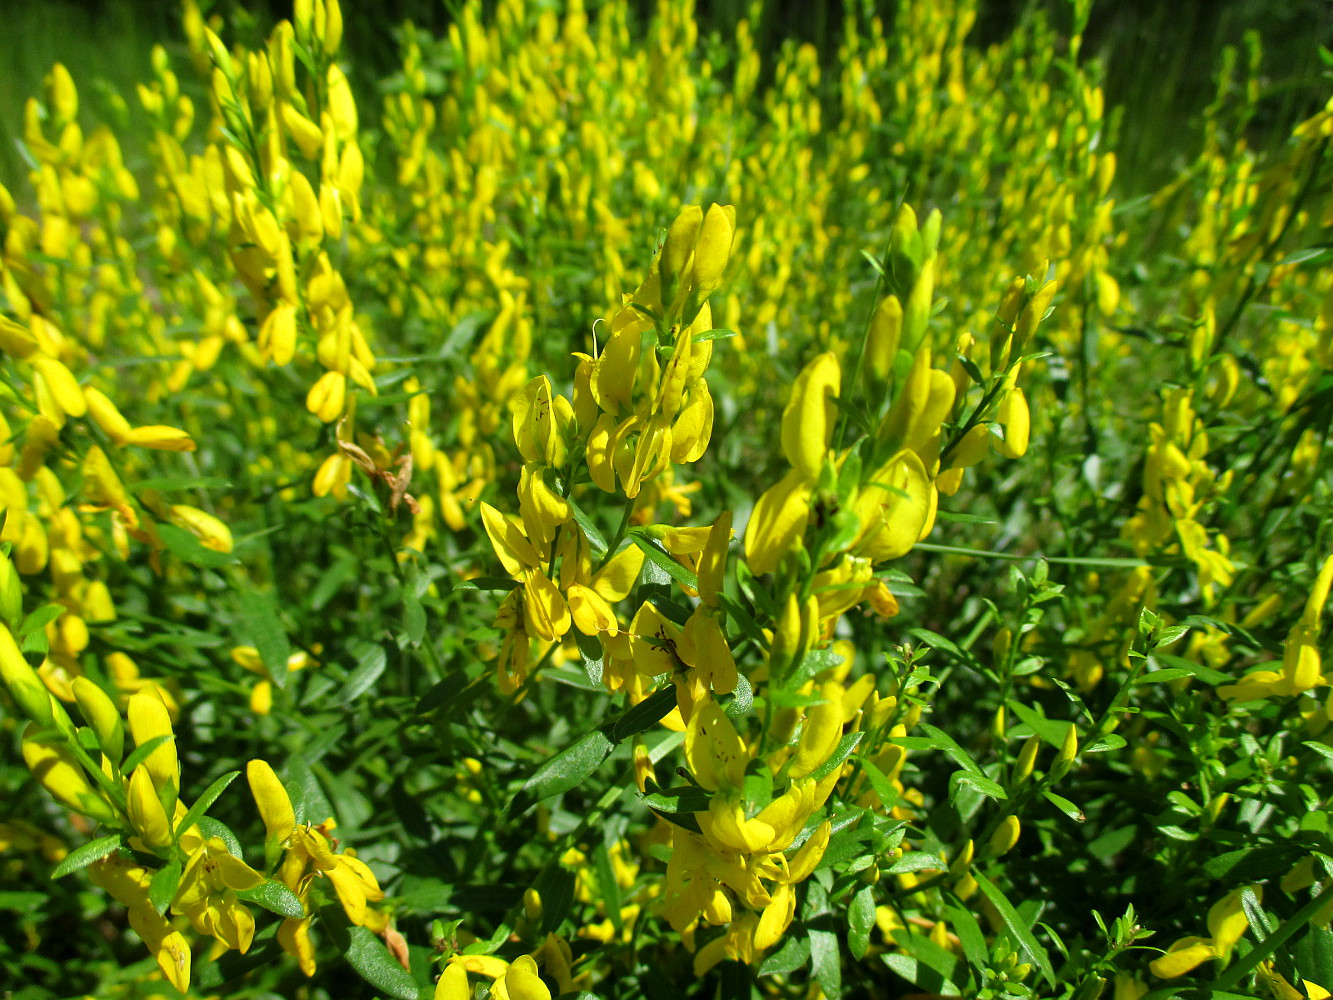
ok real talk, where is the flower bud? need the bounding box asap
[247,758,296,845]
[659,205,702,314]
[1051,723,1079,781]
[1014,733,1040,783]
[867,294,903,381]
[22,728,118,825]
[0,624,56,728]
[0,549,21,626]
[73,677,124,763]
[985,814,1021,857]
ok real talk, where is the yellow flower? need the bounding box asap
[89,855,192,992]
[171,835,265,953]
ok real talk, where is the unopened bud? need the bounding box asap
[1015,733,1040,783]
[523,887,542,922]
[0,550,21,626]
[72,677,125,764]
[1051,723,1079,781]
[985,815,1021,858]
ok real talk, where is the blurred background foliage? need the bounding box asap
[2,0,1330,195]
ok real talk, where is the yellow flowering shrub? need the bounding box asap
[1,0,1331,997]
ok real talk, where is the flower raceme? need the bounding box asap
[2,607,388,994]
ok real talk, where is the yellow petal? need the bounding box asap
[124,425,197,451]
[684,698,747,792]
[21,732,117,824]
[522,572,570,642]
[670,380,714,464]
[83,387,133,442]
[996,386,1030,459]
[788,682,843,778]
[627,601,679,676]
[853,450,931,562]
[435,961,471,1000]
[689,203,736,300]
[127,686,178,797]
[754,882,795,950]
[247,759,295,843]
[1148,936,1216,979]
[743,470,811,576]
[786,819,831,882]
[30,355,86,418]
[480,503,542,576]
[171,504,233,552]
[128,766,173,851]
[781,352,840,482]
[306,371,347,423]
[867,295,903,380]
[659,204,702,310]
[591,544,644,603]
[499,955,551,1000]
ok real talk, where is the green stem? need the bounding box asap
[598,493,637,570]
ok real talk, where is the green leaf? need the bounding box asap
[912,724,992,781]
[949,770,1008,802]
[1303,741,1333,763]
[787,645,846,690]
[240,589,291,688]
[641,785,712,814]
[629,533,699,590]
[0,891,49,910]
[51,834,123,879]
[848,884,875,960]
[1277,243,1333,268]
[855,757,901,811]
[510,729,614,814]
[908,628,966,660]
[1007,701,1072,748]
[18,603,65,640]
[972,870,1056,987]
[401,586,426,646]
[1083,734,1127,754]
[811,732,864,781]
[610,685,677,742]
[236,879,305,918]
[943,894,990,971]
[174,770,240,844]
[884,930,964,995]
[149,857,182,915]
[157,522,236,568]
[1241,885,1275,938]
[1293,923,1333,990]
[122,733,175,775]
[883,852,946,875]
[1178,615,1284,654]
[693,328,739,343]
[1043,790,1086,822]
[343,924,419,1000]
[1150,624,1191,648]
[933,510,997,525]
[566,494,609,555]
[343,640,389,701]
[1134,667,1199,684]
[809,926,842,999]
[197,816,243,858]
[759,934,810,976]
